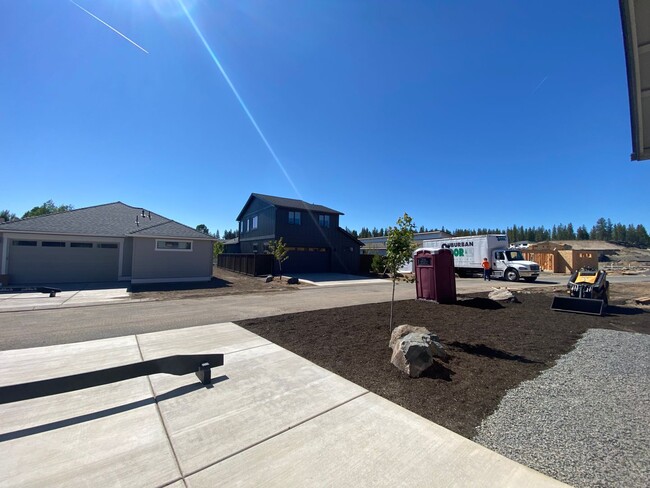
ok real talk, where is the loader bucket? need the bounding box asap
[551,296,606,316]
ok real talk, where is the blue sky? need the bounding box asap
[1,0,647,235]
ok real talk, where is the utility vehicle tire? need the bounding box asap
[505,268,520,282]
[523,277,537,282]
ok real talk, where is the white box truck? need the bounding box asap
[409,234,541,282]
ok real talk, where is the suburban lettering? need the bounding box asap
[441,241,473,248]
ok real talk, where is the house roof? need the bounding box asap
[620,0,650,161]
[236,193,342,221]
[338,227,365,247]
[0,202,214,240]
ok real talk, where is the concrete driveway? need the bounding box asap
[0,283,132,312]
[0,322,568,487]
[288,273,393,286]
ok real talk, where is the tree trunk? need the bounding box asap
[389,278,396,332]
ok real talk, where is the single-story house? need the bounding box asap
[359,230,453,256]
[228,193,363,274]
[0,202,215,285]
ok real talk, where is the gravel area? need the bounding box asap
[474,329,650,488]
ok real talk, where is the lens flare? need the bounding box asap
[175,0,301,197]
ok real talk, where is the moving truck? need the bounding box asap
[402,234,541,282]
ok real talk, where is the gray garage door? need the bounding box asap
[8,239,119,284]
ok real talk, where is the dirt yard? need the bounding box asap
[129,267,305,300]
[238,284,650,439]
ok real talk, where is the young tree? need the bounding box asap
[370,254,386,275]
[268,237,289,281]
[213,241,224,259]
[385,213,416,332]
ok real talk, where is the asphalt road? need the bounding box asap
[0,273,646,351]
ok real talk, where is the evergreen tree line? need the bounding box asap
[353,218,649,248]
[195,225,239,240]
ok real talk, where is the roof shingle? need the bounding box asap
[0,202,213,240]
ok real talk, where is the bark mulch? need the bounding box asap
[238,290,649,439]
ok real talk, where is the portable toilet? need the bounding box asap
[414,248,456,303]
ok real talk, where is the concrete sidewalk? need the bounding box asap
[0,286,136,312]
[288,273,393,287]
[0,322,568,487]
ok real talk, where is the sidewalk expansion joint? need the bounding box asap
[134,334,185,482]
[182,390,370,479]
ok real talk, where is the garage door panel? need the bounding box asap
[8,243,119,284]
[283,250,330,273]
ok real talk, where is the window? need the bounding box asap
[98,243,118,249]
[319,214,330,228]
[252,215,258,230]
[288,211,301,225]
[156,240,192,251]
[42,241,66,247]
[13,240,37,246]
[71,242,93,248]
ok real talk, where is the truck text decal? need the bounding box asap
[441,242,474,248]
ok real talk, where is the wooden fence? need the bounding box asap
[216,253,274,276]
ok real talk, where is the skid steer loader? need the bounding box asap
[551,267,609,316]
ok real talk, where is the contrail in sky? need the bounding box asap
[532,75,548,94]
[175,0,301,197]
[70,0,149,54]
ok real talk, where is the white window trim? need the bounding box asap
[155,239,193,252]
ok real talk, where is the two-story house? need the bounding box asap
[234,193,363,274]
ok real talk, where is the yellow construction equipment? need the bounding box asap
[551,267,609,316]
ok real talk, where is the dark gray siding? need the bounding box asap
[274,208,340,248]
[239,199,276,250]
[330,230,361,274]
[233,195,359,274]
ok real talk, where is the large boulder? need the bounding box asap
[488,288,518,302]
[389,324,431,349]
[390,324,448,378]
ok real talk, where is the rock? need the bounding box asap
[488,288,518,302]
[634,296,650,305]
[287,277,299,285]
[265,275,274,283]
[389,324,432,349]
[390,325,448,378]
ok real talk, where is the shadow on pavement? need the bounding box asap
[0,375,229,442]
